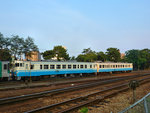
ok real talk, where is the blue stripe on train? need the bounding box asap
[99,68,132,72]
[16,69,97,77]
[16,68,132,77]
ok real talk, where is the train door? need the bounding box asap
[2,61,10,80]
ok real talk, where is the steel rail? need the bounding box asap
[0,74,139,91]
[25,76,150,113]
[0,73,149,105]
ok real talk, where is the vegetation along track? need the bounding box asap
[24,75,150,113]
[0,73,149,105]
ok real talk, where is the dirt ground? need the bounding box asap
[85,80,150,113]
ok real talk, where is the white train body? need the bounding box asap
[13,61,133,78]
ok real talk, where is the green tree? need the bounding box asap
[125,49,140,70]
[42,50,54,60]
[0,32,5,49]
[76,54,86,62]
[0,49,11,61]
[97,51,107,62]
[10,35,24,59]
[106,47,121,62]
[53,46,69,61]
[42,45,70,61]
[23,37,39,59]
[70,56,76,60]
[76,48,97,62]
[82,48,93,54]
[139,49,150,69]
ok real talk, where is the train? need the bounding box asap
[0,60,133,81]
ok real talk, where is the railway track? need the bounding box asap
[0,73,150,113]
[0,72,141,91]
[0,74,126,91]
[24,76,150,113]
[0,73,149,105]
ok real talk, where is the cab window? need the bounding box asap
[4,64,7,70]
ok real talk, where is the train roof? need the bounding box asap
[14,60,132,64]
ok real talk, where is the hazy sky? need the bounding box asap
[0,0,150,56]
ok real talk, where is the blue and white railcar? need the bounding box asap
[97,63,133,72]
[13,60,133,80]
[13,61,97,79]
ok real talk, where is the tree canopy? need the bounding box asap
[76,48,97,62]
[42,45,70,61]
[0,49,11,61]
[106,48,121,62]
[125,49,150,70]
[97,51,107,62]
[0,32,39,60]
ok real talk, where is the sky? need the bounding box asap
[0,0,150,56]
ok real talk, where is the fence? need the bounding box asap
[119,93,150,113]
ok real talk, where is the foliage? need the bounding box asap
[10,35,24,58]
[82,48,93,54]
[79,107,88,113]
[125,49,150,70]
[0,32,39,60]
[23,37,39,58]
[42,46,70,61]
[53,46,70,61]
[97,51,107,62]
[42,50,54,60]
[76,48,97,62]
[106,48,121,62]
[0,49,11,61]
[70,56,76,60]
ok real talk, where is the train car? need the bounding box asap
[0,61,10,81]
[12,60,133,80]
[13,60,98,80]
[97,62,133,73]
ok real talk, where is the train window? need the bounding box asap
[44,65,49,69]
[68,65,72,69]
[99,65,101,68]
[30,65,34,69]
[4,64,7,70]
[78,65,80,68]
[15,63,19,67]
[50,65,55,69]
[62,65,66,69]
[90,65,92,68]
[102,65,104,68]
[40,65,42,69]
[20,63,23,67]
[73,65,76,69]
[80,65,83,68]
[116,65,117,68]
[57,65,61,69]
[85,65,87,68]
